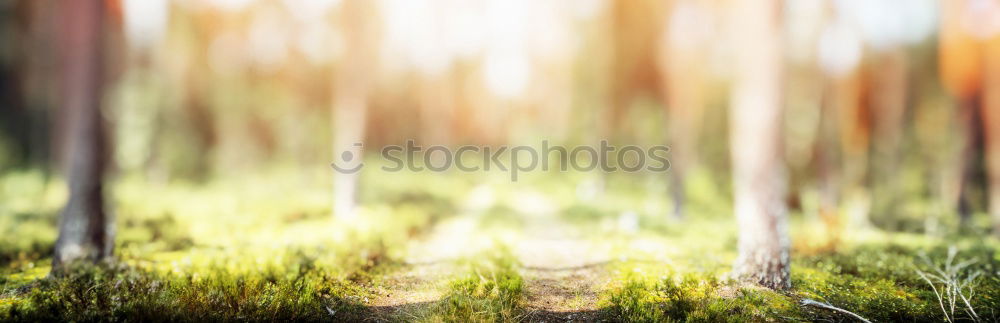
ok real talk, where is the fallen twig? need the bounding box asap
[801,299,872,323]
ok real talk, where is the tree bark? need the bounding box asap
[728,0,790,289]
[52,0,113,269]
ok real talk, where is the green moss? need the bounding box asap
[0,247,396,322]
[417,254,525,323]
[790,243,1000,322]
[600,272,807,323]
[597,240,1000,322]
[3,169,1000,322]
[0,169,456,322]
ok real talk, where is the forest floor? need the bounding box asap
[1,169,1000,322]
[369,212,615,321]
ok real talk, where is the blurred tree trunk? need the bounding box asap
[52,0,114,269]
[728,0,790,289]
[659,0,709,220]
[0,2,29,169]
[332,0,379,218]
[868,49,909,227]
[836,69,872,229]
[815,76,848,245]
[939,0,988,228]
[591,0,664,196]
[956,96,985,225]
[418,73,456,148]
[819,60,866,239]
[984,38,1000,236]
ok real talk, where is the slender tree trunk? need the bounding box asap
[332,0,378,218]
[868,49,908,224]
[728,0,790,290]
[983,38,1000,237]
[332,94,367,218]
[816,78,844,244]
[836,69,872,229]
[956,96,984,225]
[418,73,455,148]
[660,0,709,220]
[53,0,113,270]
[938,0,985,226]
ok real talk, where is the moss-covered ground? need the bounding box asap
[1,168,998,322]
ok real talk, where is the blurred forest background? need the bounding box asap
[2,0,1000,321]
[3,0,999,231]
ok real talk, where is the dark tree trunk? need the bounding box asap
[983,39,1000,237]
[52,0,113,270]
[938,0,984,230]
[956,95,984,226]
[728,0,790,290]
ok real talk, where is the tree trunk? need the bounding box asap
[728,0,790,290]
[984,37,1000,237]
[52,0,113,270]
[660,0,710,220]
[868,49,908,225]
[332,0,378,218]
[835,69,872,229]
[938,0,985,226]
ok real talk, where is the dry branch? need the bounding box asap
[801,299,872,323]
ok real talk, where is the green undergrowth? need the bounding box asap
[599,240,1000,322]
[0,234,416,321]
[0,168,465,321]
[415,250,526,323]
[1,255,382,322]
[601,272,802,322]
[4,168,1000,321]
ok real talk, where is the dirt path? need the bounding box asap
[521,265,609,322]
[369,216,487,320]
[514,217,614,322]
[369,261,453,321]
[370,203,615,321]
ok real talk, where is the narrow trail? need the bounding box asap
[369,261,452,320]
[370,209,617,321]
[369,216,482,320]
[514,217,614,322]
